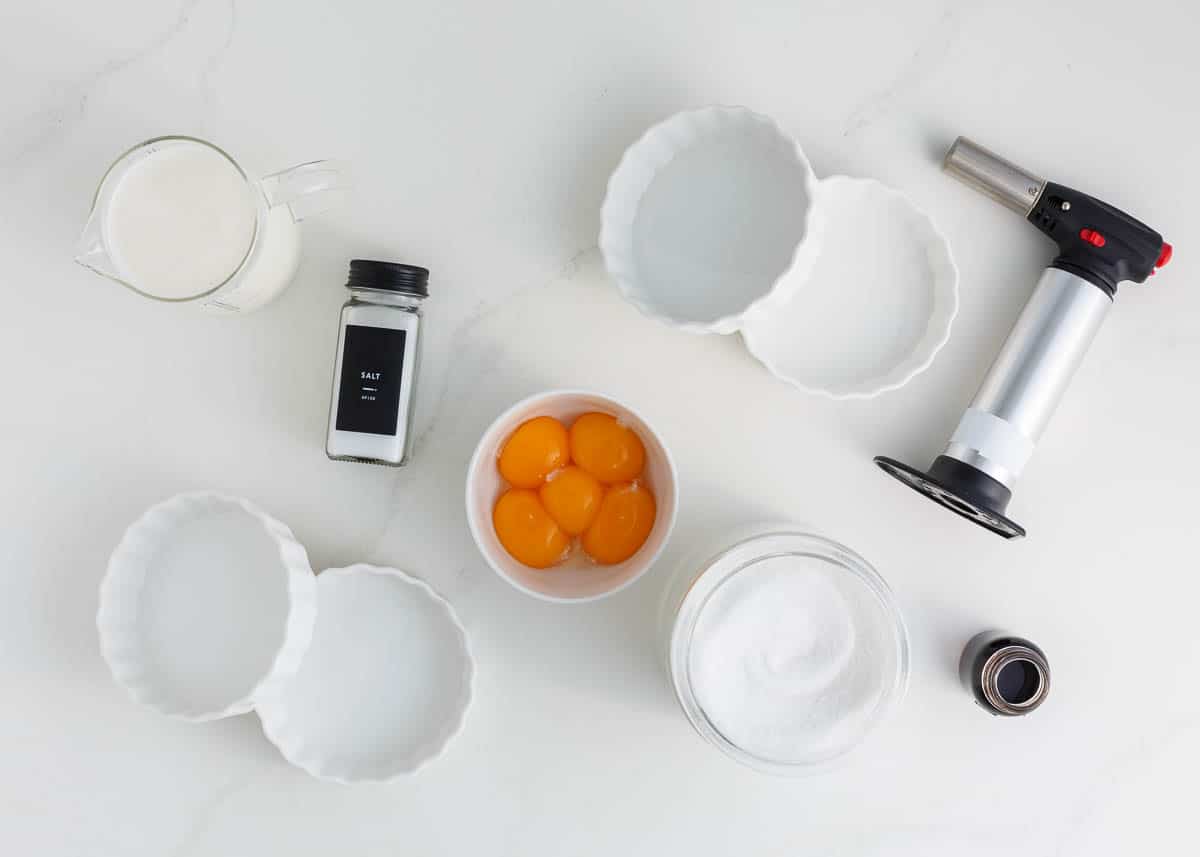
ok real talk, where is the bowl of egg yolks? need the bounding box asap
[466,390,678,603]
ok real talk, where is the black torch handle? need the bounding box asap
[1028,183,1169,296]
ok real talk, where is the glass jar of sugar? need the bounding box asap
[326,260,428,466]
[660,528,910,775]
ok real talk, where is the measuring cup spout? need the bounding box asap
[74,210,121,282]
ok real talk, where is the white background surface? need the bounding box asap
[2,1,1197,854]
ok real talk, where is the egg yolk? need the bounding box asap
[581,482,656,565]
[569,412,646,483]
[539,466,603,536]
[498,416,570,488]
[493,488,571,569]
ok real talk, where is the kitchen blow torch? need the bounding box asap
[875,137,1172,538]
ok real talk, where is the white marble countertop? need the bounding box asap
[3,1,1198,854]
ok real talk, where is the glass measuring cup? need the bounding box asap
[75,136,342,313]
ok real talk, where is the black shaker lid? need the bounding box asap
[346,259,429,298]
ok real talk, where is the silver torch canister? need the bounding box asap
[875,137,1172,539]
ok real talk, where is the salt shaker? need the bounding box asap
[326,260,428,466]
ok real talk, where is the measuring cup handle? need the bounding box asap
[260,160,345,221]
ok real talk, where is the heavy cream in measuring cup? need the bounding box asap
[103,142,264,300]
[77,137,339,312]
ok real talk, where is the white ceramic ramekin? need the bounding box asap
[740,176,959,399]
[97,492,317,721]
[599,106,822,334]
[466,390,679,603]
[256,565,474,783]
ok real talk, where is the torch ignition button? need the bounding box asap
[1156,242,1173,268]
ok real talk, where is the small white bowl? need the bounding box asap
[666,530,909,775]
[466,390,679,603]
[97,492,317,721]
[256,565,473,783]
[600,106,822,334]
[740,176,959,399]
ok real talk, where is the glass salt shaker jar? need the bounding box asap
[326,260,428,466]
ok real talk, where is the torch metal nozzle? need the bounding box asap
[943,137,1046,216]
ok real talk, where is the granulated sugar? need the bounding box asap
[687,554,899,764]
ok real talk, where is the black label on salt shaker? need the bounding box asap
[335,325,407,436]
